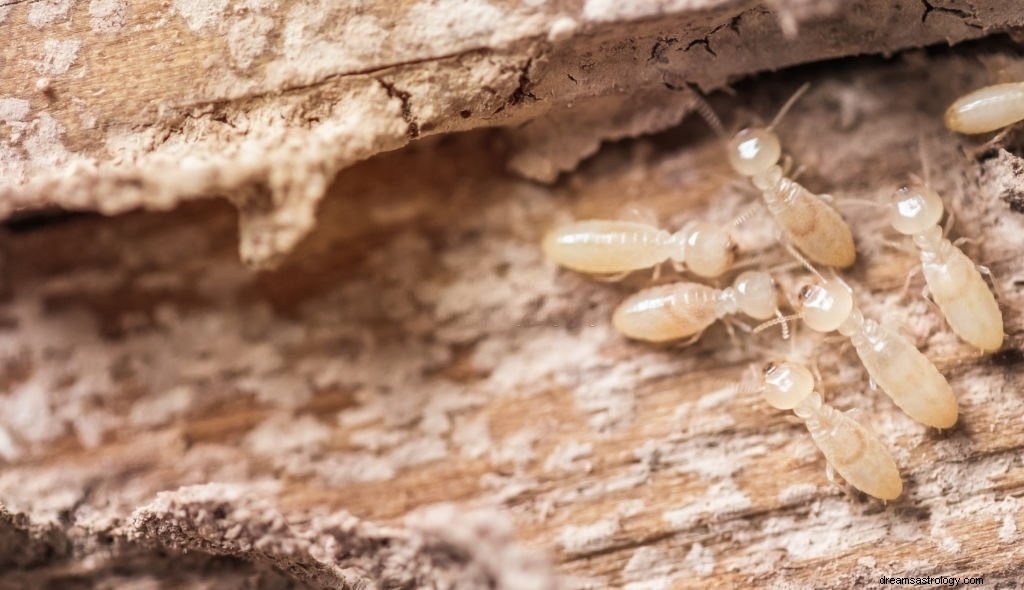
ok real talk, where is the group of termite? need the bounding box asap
[543,81,1023,501]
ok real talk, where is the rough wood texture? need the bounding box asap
[1,0,1019,266]
[3,2,1024,590]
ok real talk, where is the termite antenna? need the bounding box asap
[766,258,803,274]
[917,135,932,187]
[783,242,825,282]
[827,267,854,291]
[787,320,797,357]
[688,88,728,140]
[837,197,885,210]
[753,312,802,335]
[774,308,791,340]
[730,201,763,228]
[731,252,775,272]
[768,82,811,131]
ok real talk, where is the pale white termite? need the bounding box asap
[758,267,958,429]
[612,270,782,343]
[542,218,738,279]
[757,361,903,501]
[945,82,1024,135]
[890,183,1004,352]
[694,84,857,268]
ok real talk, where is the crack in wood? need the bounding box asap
[377,78,420,139]
[648,37,678,64]
[920,0,982,29]
[0,0,43,8]
[508,57,539,106]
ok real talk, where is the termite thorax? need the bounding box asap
[836,308,865,338]
[912,226,950,261]
[751,165,784,193]
[792,392,823,419]
[716,287,740,317]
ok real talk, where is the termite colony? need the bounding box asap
[543,81,1014,502]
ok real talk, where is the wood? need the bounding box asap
[2,2,1024,589]
[1,0,1017,266]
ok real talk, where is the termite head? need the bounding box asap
[727,127,781,177]
[733,270,778,320]
[890,184,944,236]
[795,278,853,333]
[680,221,736,278]
[760,361,815,410]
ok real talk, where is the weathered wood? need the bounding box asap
[3,2,1024,589]
[3,48,1024,587]
[2,0,1019,266]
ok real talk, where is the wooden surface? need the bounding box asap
[2,46,1024,587]
[1,0,1015,267]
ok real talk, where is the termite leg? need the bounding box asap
[809,358,824,388]
[919,283,943,315]
[782,414,804,426]
[897,264,922,303]
[817,192,834,203]
[976,264,1007,303]
[820,334,845,345]
[593,271,633,283]
[681,331,706,347]
[824,462,858,499]
[729,317,754,333]
[792,165,807,183]
[780,154,794,176]
[920,283,934,305]
[968,125,1018,159]
[953,235,982,249]
[881,237,916,255]
[668,331,707,350]
[620,205,660,225]
[722,319,741,349]
[652,263,663,282]
[670,259,687,274]
[943,206,957,239]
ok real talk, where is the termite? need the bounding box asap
[757,360,903,501]
[889,182,1004,352]
[944,82,1024,135]
[612,270,784,343]
[692,84,857,268]
[756,254,958,429]
[542,218,739,280]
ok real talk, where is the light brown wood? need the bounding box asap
[3,2,1024,589]
[2,0,1017,266]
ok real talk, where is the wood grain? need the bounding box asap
[2,48,1024,588]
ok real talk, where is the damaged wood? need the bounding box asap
[2,2,1024,589]
[1,0,1020,266]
